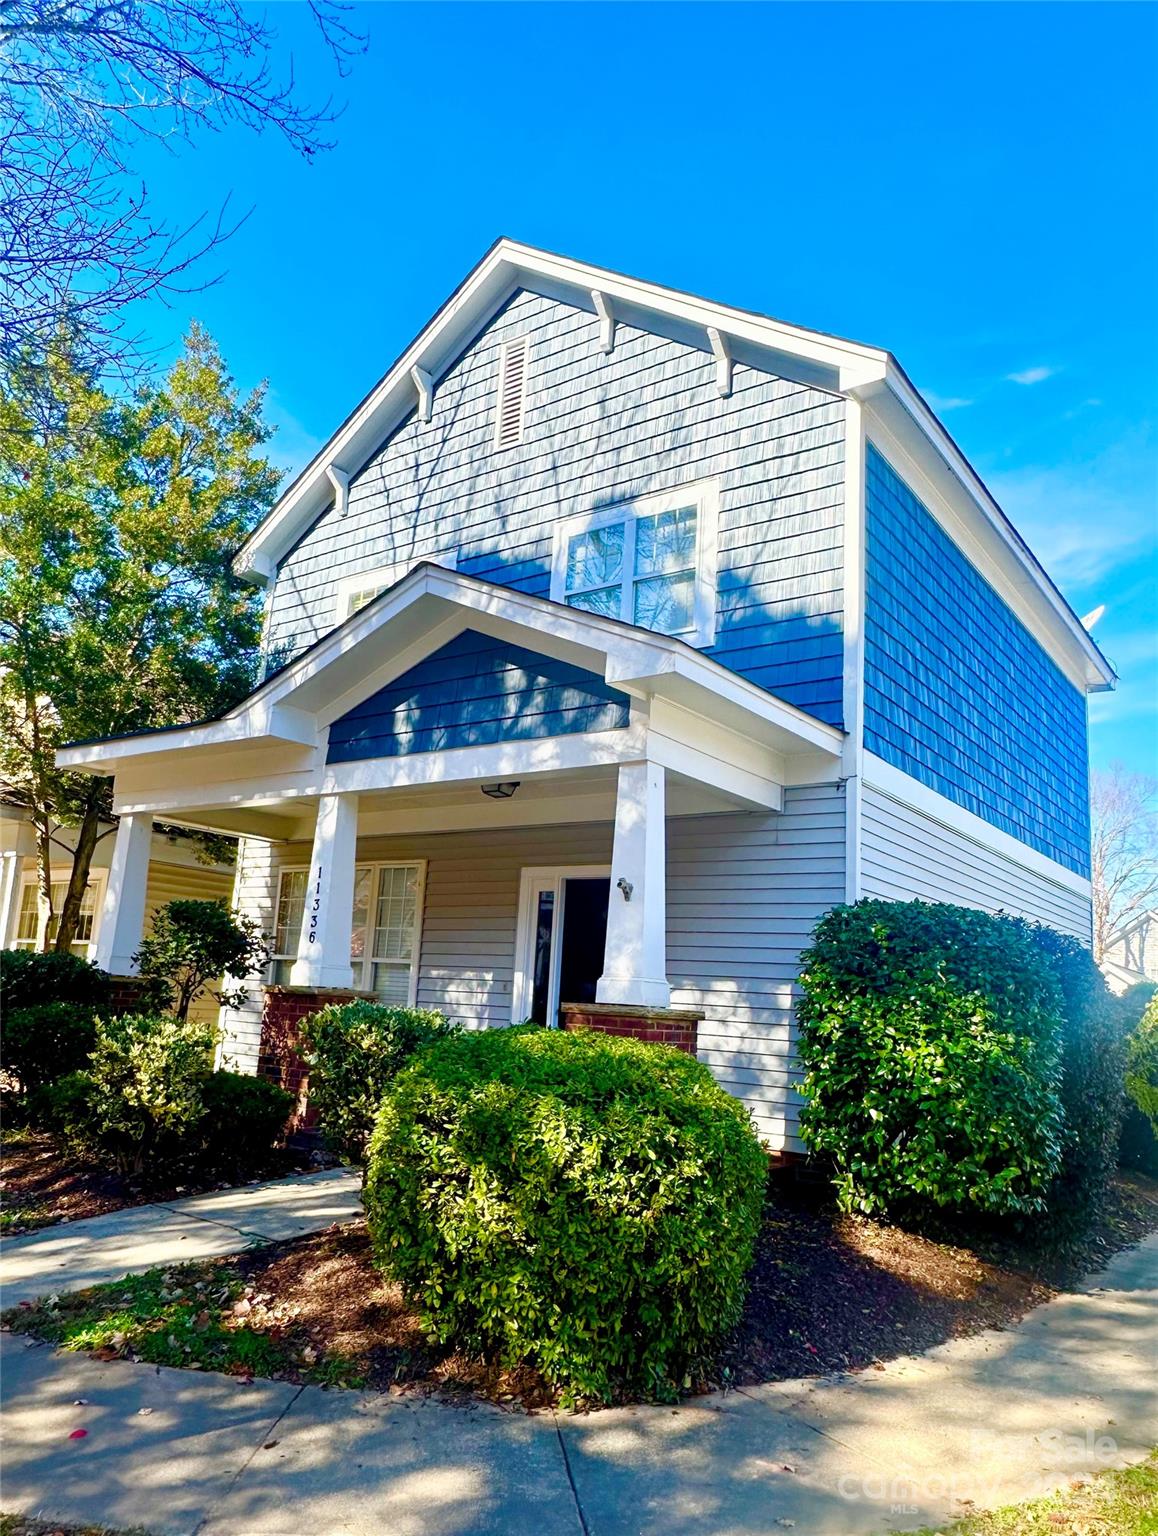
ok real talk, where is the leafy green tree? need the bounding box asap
[0,324,281,950]
[134,899,270,1022]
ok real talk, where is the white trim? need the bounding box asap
[842,396,867,902]
[511,864,611,1026]
[706,327,733,397]
[861,750,1092,899]
[549,479,720,649]
[273,856,426,1004]
[60,565,843,776]
[332,550,458,624]
[324,464,350,520]
[410,365,434,424]
[591,289,615,353]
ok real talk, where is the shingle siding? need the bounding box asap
[265,289,846,725]
[218,787,845,1150]
[326,630,630,763]
[863,444,1091,877]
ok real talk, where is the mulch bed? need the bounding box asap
[25,1165,1142,1411]
[0,1129,323,1234]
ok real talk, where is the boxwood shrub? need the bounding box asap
[299,1000,455,1163]
[797,901,1065,1217]
[363,1026,767,1404]
[199,1071,294,1166]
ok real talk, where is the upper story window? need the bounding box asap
[494,337,529,449]
[335,550,458,623]
[550,481,719,647]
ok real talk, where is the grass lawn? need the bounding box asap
[921,1450,1158,1535]
[0,1519,155,1536]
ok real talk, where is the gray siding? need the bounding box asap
[668,784,845,1148]
[219,789,846,1149]
[266,289,846,724]
[860,782,1092,943]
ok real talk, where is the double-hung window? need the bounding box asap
[14,877,101,956]
[551,481,718,647]
[270,861,425,1004]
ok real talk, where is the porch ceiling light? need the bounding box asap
[481,781,521,800]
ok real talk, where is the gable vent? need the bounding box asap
[495,337,528,449]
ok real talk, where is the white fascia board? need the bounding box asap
[865,368,1116,692]
[862,750,1093,900]
[56,705,317,772]
[232,240,890,581]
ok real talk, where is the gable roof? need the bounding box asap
[233,238,1115,692]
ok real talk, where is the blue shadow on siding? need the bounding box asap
[326,629,631,763]
[864,444,1090,878]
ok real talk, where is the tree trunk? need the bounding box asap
[33,811,55,951]
[54,781,109,954]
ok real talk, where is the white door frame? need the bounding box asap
[511,864,611,1026]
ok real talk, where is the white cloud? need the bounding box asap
[1006,365,1057,386]
[923,391,973,412]
[986,432,1156,594]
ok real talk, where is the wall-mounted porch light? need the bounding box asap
[481,781,521,800]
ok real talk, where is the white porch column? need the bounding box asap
[94,814,152,974]
[289,793,359,989]
[597,760,671,1008]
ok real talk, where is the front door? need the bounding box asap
[514,866,611,1026]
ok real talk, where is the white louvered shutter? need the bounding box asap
[495,337,528,448]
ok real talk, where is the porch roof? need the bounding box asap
[56,565,844,841]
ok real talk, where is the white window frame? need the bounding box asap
[271,860,426,1003]
[549,480,719,647]
[333,550,459,623]
[511,864,611,1026]
[13,870,107,958]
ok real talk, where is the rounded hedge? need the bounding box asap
[299,1001,456,1163]
[363,1026,767,1404]
[797,900,1065,1217]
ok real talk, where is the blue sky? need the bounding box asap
[128,2,1157,776]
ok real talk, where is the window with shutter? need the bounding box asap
[494,337,528,449]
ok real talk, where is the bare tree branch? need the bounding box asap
[0,0,366,370]
[1091,764,1158,961]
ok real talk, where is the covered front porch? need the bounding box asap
[57,566,845,1141]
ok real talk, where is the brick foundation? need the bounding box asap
[559,1002,703,1055]
[104,975,156,1017]
[257,984,374,1131]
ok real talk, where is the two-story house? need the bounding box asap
[59,241,1116,1150]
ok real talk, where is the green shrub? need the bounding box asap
[28,1070,98,1139]
[300,1000,455,1162]
[199,1071,294,1166]
[364,1026,767,1404]
[134,899,269,1021]
[1125,992,1158,1127]
[796,901,1065,1218]
[1010,920,1129,1217]
[0,948,110,1013]
[64,1013,218,1176]
[0,1002,98,1093]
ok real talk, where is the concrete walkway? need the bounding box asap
[1,1218,1155,1536]
[0,1168,363,1308]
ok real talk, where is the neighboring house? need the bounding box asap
[0,800,235,1025]
[54,241,1116,1150]
[1102,908,1158,995]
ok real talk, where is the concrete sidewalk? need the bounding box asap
[0,1168,363,1308]
[2,1230,1155,1536]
